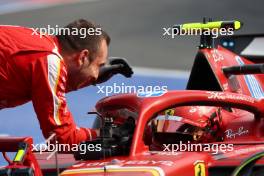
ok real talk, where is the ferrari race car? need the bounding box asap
[1,19,264,176]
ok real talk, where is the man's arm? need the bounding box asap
[31,53,97,145]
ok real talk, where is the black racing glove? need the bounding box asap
[112,118,135,139]
[95,57,133,84]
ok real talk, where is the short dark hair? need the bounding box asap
[56,19,110,58]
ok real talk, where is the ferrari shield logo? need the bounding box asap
[194,161,206,176]
[164,109,175,116]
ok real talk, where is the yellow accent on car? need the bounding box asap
[194,162,206,176]
[234,21,241,30]
[61,167,164,176]
[164,109,175,116]
[14,149,25,162]
[179,20,242,30]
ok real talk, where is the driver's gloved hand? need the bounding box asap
[94,57,133,84]
[112,118,135,139]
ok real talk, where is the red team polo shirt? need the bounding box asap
[0,25,97,144]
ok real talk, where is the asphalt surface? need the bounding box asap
[0,0,263,70]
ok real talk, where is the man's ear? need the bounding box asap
[77,49,90,66]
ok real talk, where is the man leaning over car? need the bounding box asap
[0,19,133,145]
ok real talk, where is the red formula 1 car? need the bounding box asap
[1,20,264,176]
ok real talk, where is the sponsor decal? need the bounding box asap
[156,115,182,121]
[207,91,255,103]
[225,126,249,139]
[72,160,174,167]
[211,49,224,63]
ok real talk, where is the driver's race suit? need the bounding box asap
[0,25,97,144]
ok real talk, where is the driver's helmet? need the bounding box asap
[150,106,222,144]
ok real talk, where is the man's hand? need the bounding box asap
[95,57,133,84]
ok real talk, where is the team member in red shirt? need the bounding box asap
[0,19,133,145]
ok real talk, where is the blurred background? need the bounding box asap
[0,0,264,69]
[0,0,263,165]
